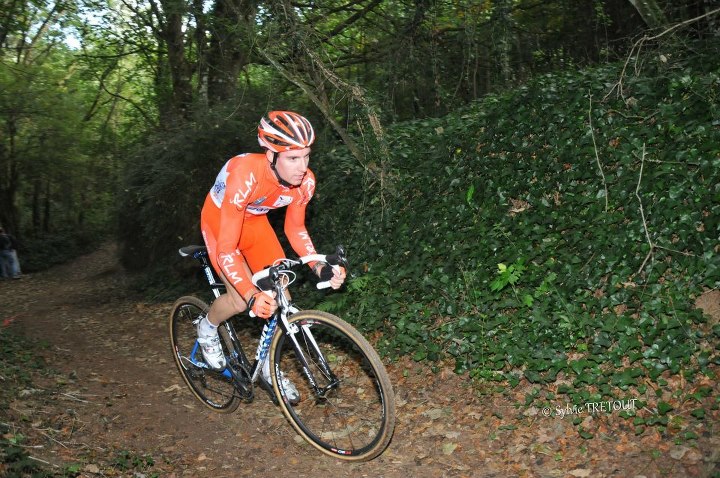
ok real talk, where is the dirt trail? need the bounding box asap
[1,245,718,477]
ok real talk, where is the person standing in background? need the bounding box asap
[0,227,21,279]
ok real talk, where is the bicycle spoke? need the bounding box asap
[172,248,394,460]
[169,296,241,413]
[272,311,395,460]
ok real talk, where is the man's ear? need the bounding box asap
[265,150,274,162]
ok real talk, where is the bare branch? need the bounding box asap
[21,0,65,65]
[325,0,383,38]
[643,7,720,41]
[588,94,608,212]
[635,144,654,276]
[605,7,720,100]
[259,48,366,168]
[99,80,156,127]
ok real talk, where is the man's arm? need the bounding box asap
[285,201,317,257]
[214,167,258,301]
[285,172,318,260]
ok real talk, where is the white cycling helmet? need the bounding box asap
[258,111,315,152]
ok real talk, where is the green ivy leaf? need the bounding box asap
[657,401,674,415]
[466,184,476,205]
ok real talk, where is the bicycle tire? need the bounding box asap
[270,310,395,461]
[169,295,241,413]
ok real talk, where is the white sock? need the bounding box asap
[198,315,218,337]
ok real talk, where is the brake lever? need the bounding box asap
[333,244,349,270]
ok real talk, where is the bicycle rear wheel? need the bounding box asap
[169,295,240,413]
[270,310,395,461]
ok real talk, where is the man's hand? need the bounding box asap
[249,291,277,318]
[318,265,347,290]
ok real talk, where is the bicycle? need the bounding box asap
[168,245,396,461]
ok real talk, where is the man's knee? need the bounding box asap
[227,293,248,313]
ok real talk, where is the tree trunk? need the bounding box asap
[163,2,193,120]
[491,0,514,85]
[0,117,19,235]
[149,0,194,125]
[628,0,669,29]
[191,0,209,105]
[32,178,41,233]
[206,0,255,105]
[43,180,50,233]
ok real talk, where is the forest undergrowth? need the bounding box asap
[308,39,720,439]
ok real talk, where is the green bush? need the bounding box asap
[310,40,720,417]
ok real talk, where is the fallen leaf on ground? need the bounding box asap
[442,442,458,455]
[569,469,592,477]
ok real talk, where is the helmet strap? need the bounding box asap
[270,151,293,188]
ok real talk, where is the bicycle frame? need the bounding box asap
[183,247,341,398]
[250,256,344,397]
[174,244,395,460]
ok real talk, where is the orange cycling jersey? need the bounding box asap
[201,153,318,300]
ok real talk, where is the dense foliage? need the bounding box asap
[306,40,720,427]
[2,0,717,272]
[0,1,129,268]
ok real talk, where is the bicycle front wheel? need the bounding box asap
[270,310,395,461]
[169,295,240,413]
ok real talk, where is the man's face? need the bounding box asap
[270,147,311,186]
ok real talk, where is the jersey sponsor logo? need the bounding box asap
[247,206,271,215]
[209,161,231,207]
[300,176,316,205]
[297,230,317,255]
[212,181,226,199]
[229,172,257,210]
[247,196,269,214]
[305,176,315,192]
[219,252,243,286]
[272,195,293,208]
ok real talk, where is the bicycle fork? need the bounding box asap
[276,314,341,399]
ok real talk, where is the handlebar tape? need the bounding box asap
[318,265,335,281]
[255,276,274,291]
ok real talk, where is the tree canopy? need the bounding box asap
[0,0,718,268]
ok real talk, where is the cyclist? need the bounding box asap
[196,111,346,401]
